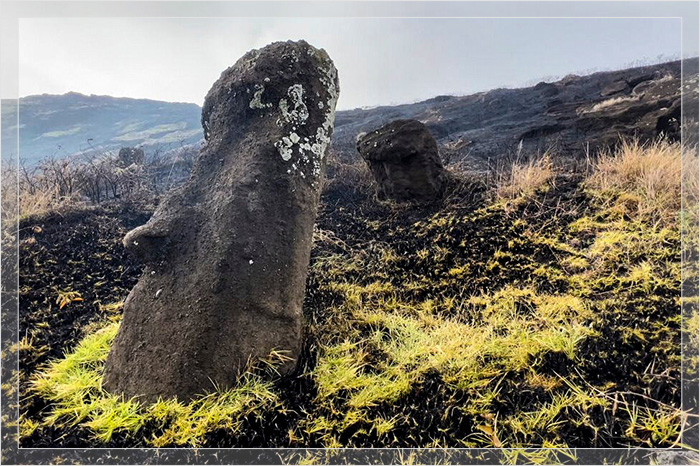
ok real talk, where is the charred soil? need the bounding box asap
[15,146,696,451]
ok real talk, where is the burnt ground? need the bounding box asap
[17,205,152,425]
[14,170,694,451]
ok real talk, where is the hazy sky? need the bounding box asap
[19,16,689,110]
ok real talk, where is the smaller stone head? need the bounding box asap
[357,119,448,201]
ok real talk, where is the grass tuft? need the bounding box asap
[586,138,696,226]
[496,154,555,205]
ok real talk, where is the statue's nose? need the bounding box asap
[123,221,171,263]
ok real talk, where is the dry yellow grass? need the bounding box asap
[1,163,17,228]
[496,154,555,203]
[17,184,65,219]
[585,96,639,113]
[586,139,697,226]
[1,163,77,224]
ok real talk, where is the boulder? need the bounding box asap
[117,147,145,167]
[103,40,339,403]
[534,81,559,97]
[356,119,448,201]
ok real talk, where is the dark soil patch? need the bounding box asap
[17,203,152,418]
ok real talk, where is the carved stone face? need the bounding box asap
[103,40,339,403]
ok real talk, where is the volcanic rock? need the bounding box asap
[356,119,448,201]
[103,40,339,403]
[117,147,145,167]
[600,80,629,97]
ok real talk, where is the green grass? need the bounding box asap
[21,139,697,450]
[26,321,281,446]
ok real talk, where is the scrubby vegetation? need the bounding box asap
[1,144,195,226]
[9,139,699,456]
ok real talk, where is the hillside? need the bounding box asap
[3,59,697,167]
[333,58,698,168]
[1,93,202,165]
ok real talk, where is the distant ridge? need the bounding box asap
[3,58,698,167]
[1,93,202,164]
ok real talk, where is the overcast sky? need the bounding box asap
[19,16,691,110]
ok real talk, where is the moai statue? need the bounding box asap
[103,40,339,402]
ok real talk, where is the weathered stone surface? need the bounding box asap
[103,40,339,403]
[653,451,700,465]
[356,119,448,201]
[600,80,629,97]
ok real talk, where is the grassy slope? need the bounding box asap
[12,140,699,454]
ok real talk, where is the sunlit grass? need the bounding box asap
[496,154,555,206]
[23,139,693,450]
[586,138,696,227]
[27,321,280,446]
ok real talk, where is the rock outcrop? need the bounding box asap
[356,119,448,201]
[103,40,339,403]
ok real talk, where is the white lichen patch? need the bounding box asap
[274,137,294,161]
[273,51,339,186]
[243,50,259,72]
[249,84,273,110]
[277,84,309,126]
[312,58,340,164]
